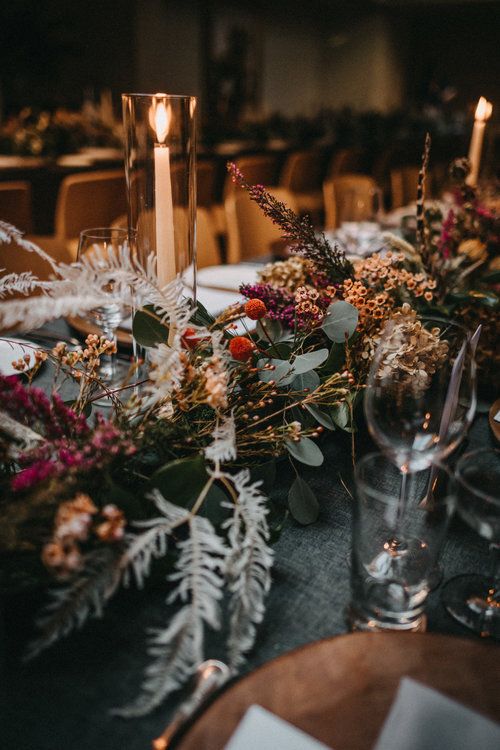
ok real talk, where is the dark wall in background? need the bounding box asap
[0,0,499,119]
[0,0,137,113]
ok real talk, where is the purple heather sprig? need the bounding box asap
[227,162,353,281]
[10,407,136,493]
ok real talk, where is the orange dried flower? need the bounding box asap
[244,298,267,320]
[229,336,255,361]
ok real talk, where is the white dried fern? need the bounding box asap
[222,469,274,670]
[114,506,227,717]
[24,546,123,661]
[204,412,237,464]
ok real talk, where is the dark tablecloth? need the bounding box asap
[1,352,497,750]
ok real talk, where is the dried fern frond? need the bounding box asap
[114,509,227,717]
[221,469,274,670]
[25,546,123,661]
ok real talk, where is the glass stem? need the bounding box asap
[100,324,116,382]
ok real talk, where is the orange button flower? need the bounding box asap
[244,298,267,320]
[229,336,255,361]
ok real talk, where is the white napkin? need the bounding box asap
[373,677,500,750]
[196,263,260,292]
[224,705,333,750]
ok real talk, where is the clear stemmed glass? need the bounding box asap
[364,315,477,473]
[362,314,476,578]
[442,449,500,639]
[77,227,132,389]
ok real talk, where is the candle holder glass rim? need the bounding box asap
[456,448,500,506]
[122,93,197,101]
[78,227,135,239]
[354,452,453,503]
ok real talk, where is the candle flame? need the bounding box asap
[149,94,171,143]
[475,97,493,122]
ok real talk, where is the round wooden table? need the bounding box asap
[173,632,500,750]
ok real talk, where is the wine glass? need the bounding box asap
[364,315,477,473]
[77,227,132,389]
[442,449,500,639]
[363,314,476,579]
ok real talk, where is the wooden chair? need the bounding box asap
[196,207,221,268]
[279,149,326,224]
[29,169,127,263]
[323,174,379,230]
[0,181,33,233]
[225,187,297,263]
[328,148,367,177]
[390,166,420,209]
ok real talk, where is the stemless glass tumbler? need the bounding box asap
[442,449,500,639]
[349,453,455,632]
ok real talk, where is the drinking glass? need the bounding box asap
[364,315,477,473]
[442,449,500,638]
[77,227,132,387]
[349,452,455,632]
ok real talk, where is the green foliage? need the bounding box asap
[285,436,324,466]
[321,301,359,342]
[132,305,169,348]
[288,476,319,524]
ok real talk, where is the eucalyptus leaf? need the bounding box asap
[304,403,336,430]
[272,342,293,359]
[321,343,345,374]
[291,370,320,394]
[291,348,329,375]
[256,318,283,342]
[257,358,295,386]
[132,305,169,348]
[330,401,351,430]
[290,406,317,429]
[151,454,209,509]
[321,301,359,342]
[288,476,320,525]
[285,436,324,466]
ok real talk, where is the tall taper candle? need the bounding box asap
[466,97,493,187]
[152,97,176,286]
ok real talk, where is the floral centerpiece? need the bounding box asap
[0,144,498,715]
[0,107,122,158]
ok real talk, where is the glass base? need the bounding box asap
[347,605,427,633]
[442,574,500,639]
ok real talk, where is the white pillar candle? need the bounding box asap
[151,97,176,286]
[466,96,493,187]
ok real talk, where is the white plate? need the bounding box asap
[196,263,260,292]
[0,338,41,376]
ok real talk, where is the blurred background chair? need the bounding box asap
[279,149,326,225]
[225,186,297,263]
[323,174,380,230]
[29,169,127,262]
[390,165,420,208]
[0,180,33,233]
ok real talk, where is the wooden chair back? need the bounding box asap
[225,187,297,263]
[323,174,379,230]
[0,181,32,233]
[54,169,127,242]
[280,149,326,193]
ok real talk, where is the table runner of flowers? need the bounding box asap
[0,145,498,715]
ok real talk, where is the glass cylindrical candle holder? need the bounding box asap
[122,93,197,295]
